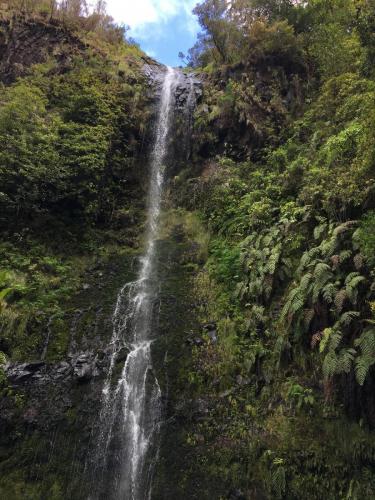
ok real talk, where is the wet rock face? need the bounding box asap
[5,348,117,386]
[6,361,46,384]
[0,18,85,83]
[143,64,202,112]
[143,64,203,179]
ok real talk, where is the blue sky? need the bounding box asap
[105,0,200,67]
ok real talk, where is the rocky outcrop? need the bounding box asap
[0,17,86,83]
[4,344,129,386]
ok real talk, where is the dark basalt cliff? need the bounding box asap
[0,17,86,83]
[0,22,204,496]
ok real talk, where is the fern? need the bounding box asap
[322,282,337,304]
[314,222,328,240]
[271,465,286,499]
[320,328,333,353]
[354,328,375,385]
[353,253,364,270]
[345,273,365,304]
[235,281,248,300]
[332,220,358,237]
[323,351,338,379]
[334,289,348,313]
[304,308,315,328]
[299,272,313,293]
[339,249,352,262]
[338,310,360,327]
[251,304,266,322]
[319,235,338,257]
[323,346,355,379]
[336,348,356,374]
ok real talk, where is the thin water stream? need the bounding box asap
[90,67,185,500]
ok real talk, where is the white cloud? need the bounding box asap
[144,47,157,58]
[105,0,198,39]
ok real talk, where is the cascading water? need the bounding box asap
[90,67,182,500]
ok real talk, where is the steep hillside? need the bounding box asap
[162,0,375,498]
[1,1,375,499]
[0,10,159,497]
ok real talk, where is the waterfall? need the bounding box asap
[89,67,182,500]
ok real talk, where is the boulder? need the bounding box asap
[6,361,45,384]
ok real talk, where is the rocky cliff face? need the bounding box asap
[0,17,86,83]
[0,20,206,497]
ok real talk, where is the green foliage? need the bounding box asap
[170,0,375,497]
[286,382,315,411]
[0,50,148,229]
[207,239,241,289]
[356,211,375,267]
[355,328,375,385]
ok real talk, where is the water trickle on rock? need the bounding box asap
[89,67,197,500]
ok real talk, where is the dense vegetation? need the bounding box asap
[170,0,375,498]
[0,3,156,497]
[1,0,375,498]
[0,1,152,362]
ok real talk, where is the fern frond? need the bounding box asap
[304,308,315,328]
[312,263,333,302]
[355,357,373,386]
[353,253,364,270]
[319,236,337,258]
[323,351,338,379]
[354,328,375,357]
[334,289,348,313]
[299,272,313,293]
[354,328,375,385]
[314,222,328,241]
[322,282,336,304]
[338,310,360,327]
[235,281,248,300]
[345,274,365,304]
[314,262,332,279]
[251,305,266,322]
[281,287,305,322]
[298,248,320,272]
[311,330,323,349]
[332,220,358,237]
[345,272,362,285]
[320,328,333,353]
[329,331,343,352]
[339,249,352,262]
[336,348,356,374]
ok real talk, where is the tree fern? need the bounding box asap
[235,281,248,300]
[323,346,355,379]
[251,304,266,323]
